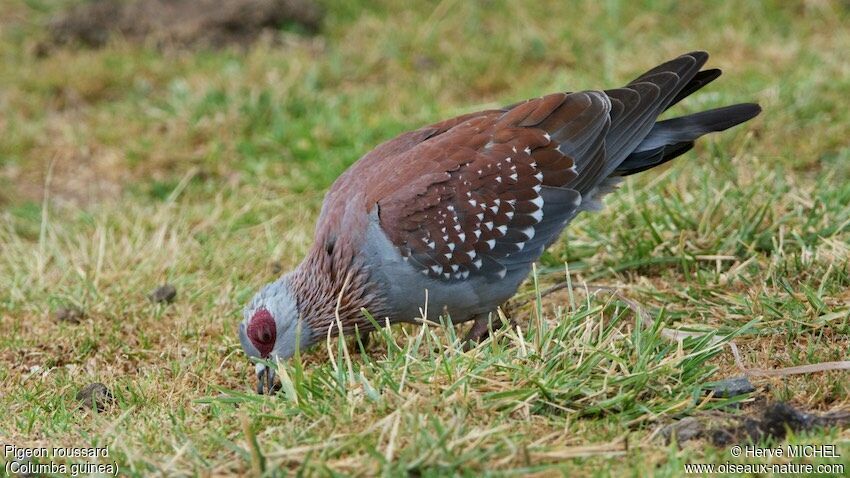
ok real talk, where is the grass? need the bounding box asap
[1,0,850,475]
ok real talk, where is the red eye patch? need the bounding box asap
[247,308,276,357]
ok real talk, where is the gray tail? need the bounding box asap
[615,77,761,176]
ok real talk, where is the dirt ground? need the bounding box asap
[47,0,323,50]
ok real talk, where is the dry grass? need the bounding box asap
[2,0,850,476]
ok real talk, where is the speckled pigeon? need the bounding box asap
[239,51,760,393]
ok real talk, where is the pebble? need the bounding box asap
[705,376,755,398]
[149,284,177,304]
[54,306,84,324]
[660,417,704,444]
[76,382,114,412]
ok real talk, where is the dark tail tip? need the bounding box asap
[712,103,762,131]
[743,102,762,120]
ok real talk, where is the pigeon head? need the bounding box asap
[246,308,276,357]
[238,275,313,394]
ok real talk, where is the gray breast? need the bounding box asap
[360,210,531,324]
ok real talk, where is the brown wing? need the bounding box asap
[375,91,612,281]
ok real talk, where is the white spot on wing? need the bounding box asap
[531,196,544,208]
[520,226,536,240]
[530,209,543,221]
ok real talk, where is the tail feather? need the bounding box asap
[600,51,709,179]
[638,103,761,151]
[665,68,722,111]
[615,103,761,176]
[614,141,693,176]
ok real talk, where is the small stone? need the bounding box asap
[55,306,84,324]
[76,382,114,412]
[149,284,177,304]
[705,376,755,398]
[270,261,283,275]
[660,417,704,445]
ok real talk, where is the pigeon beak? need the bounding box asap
[255,362,276,395]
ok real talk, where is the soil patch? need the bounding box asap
[47,0,323,50]
[661,402,850,446]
